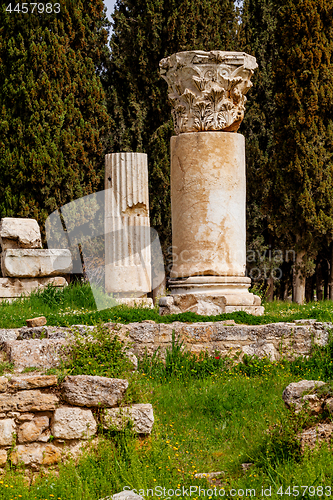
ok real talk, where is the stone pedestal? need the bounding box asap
[159,50,263,316]
[105,153,151,297]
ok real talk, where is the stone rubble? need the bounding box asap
[283,379,333,452]
[282,380,327,414]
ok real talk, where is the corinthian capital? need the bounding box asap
[159,50,257,134]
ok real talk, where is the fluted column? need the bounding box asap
[105,153,151,296]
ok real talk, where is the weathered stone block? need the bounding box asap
[26,316,47,328]
[0,449,7,466]
[0,329,19,342]
[102,404,154,434]
[0,277,67,300]
[283,380,326,413]
[0,377,8,393]
[0,390,59,412]
[2,249,72,278]
[3,339,68,369]
[18,326,48,340]
[0,217,42,250]
[10,443,61,466]
[17,416,49,443]
[51,406,97,439]
[9,375,58,390]
[61,375,128,407]
[0,419,15,445]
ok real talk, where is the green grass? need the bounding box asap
[1,281,333,329]
[2,334,333,498]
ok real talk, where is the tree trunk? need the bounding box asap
[305,275,314,302]
[329,244,333,300]
[293,250,306,304]
[266,276,274,302]
[316,259,323,301]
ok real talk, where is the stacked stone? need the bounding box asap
[0,217,71,302]
[0,374,154,469]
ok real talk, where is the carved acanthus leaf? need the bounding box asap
[160,50,257,134]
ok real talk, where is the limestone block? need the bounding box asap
[0,390,59,412]
[0,450,7,466]
[160,51,257,134]
[0,276,67,299]
[0,329,19,342]
[2,249,72,278]
[0,419,16,445]
[9,375,58,390]
[0,217,42,250]
[282,380,326,413]
[18,326,48,340]
[102,404,154,434]
[61,375,128,407]
[51,406,97,439]
[26,316,47,328]
[17,416,49,443]
[242,342,278,361]
[0,378,8,393]
[10,443,61,466]
[106,491,144,500]
[299,423,333,453]
[3,339,68,369]
[16,413,34,422]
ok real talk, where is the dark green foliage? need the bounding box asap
[0,0,111,234]
[240,0,278,279]
[266,0,333,263]
[105,0,239,259]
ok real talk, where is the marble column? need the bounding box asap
[105,152,152,301]
[159,50,264,315]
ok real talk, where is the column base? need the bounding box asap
[115,297,154,309]
[159,276,264,316]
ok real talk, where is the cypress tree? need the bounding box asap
[0,0,111,235]
[240,0,279,298]
[105,0,239,257]
[266,0,333,303]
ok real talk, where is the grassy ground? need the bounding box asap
[2,332,333,499]
[1,281,333,328]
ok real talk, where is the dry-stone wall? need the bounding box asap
[0,320,331,373]
[0,374,153,469]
